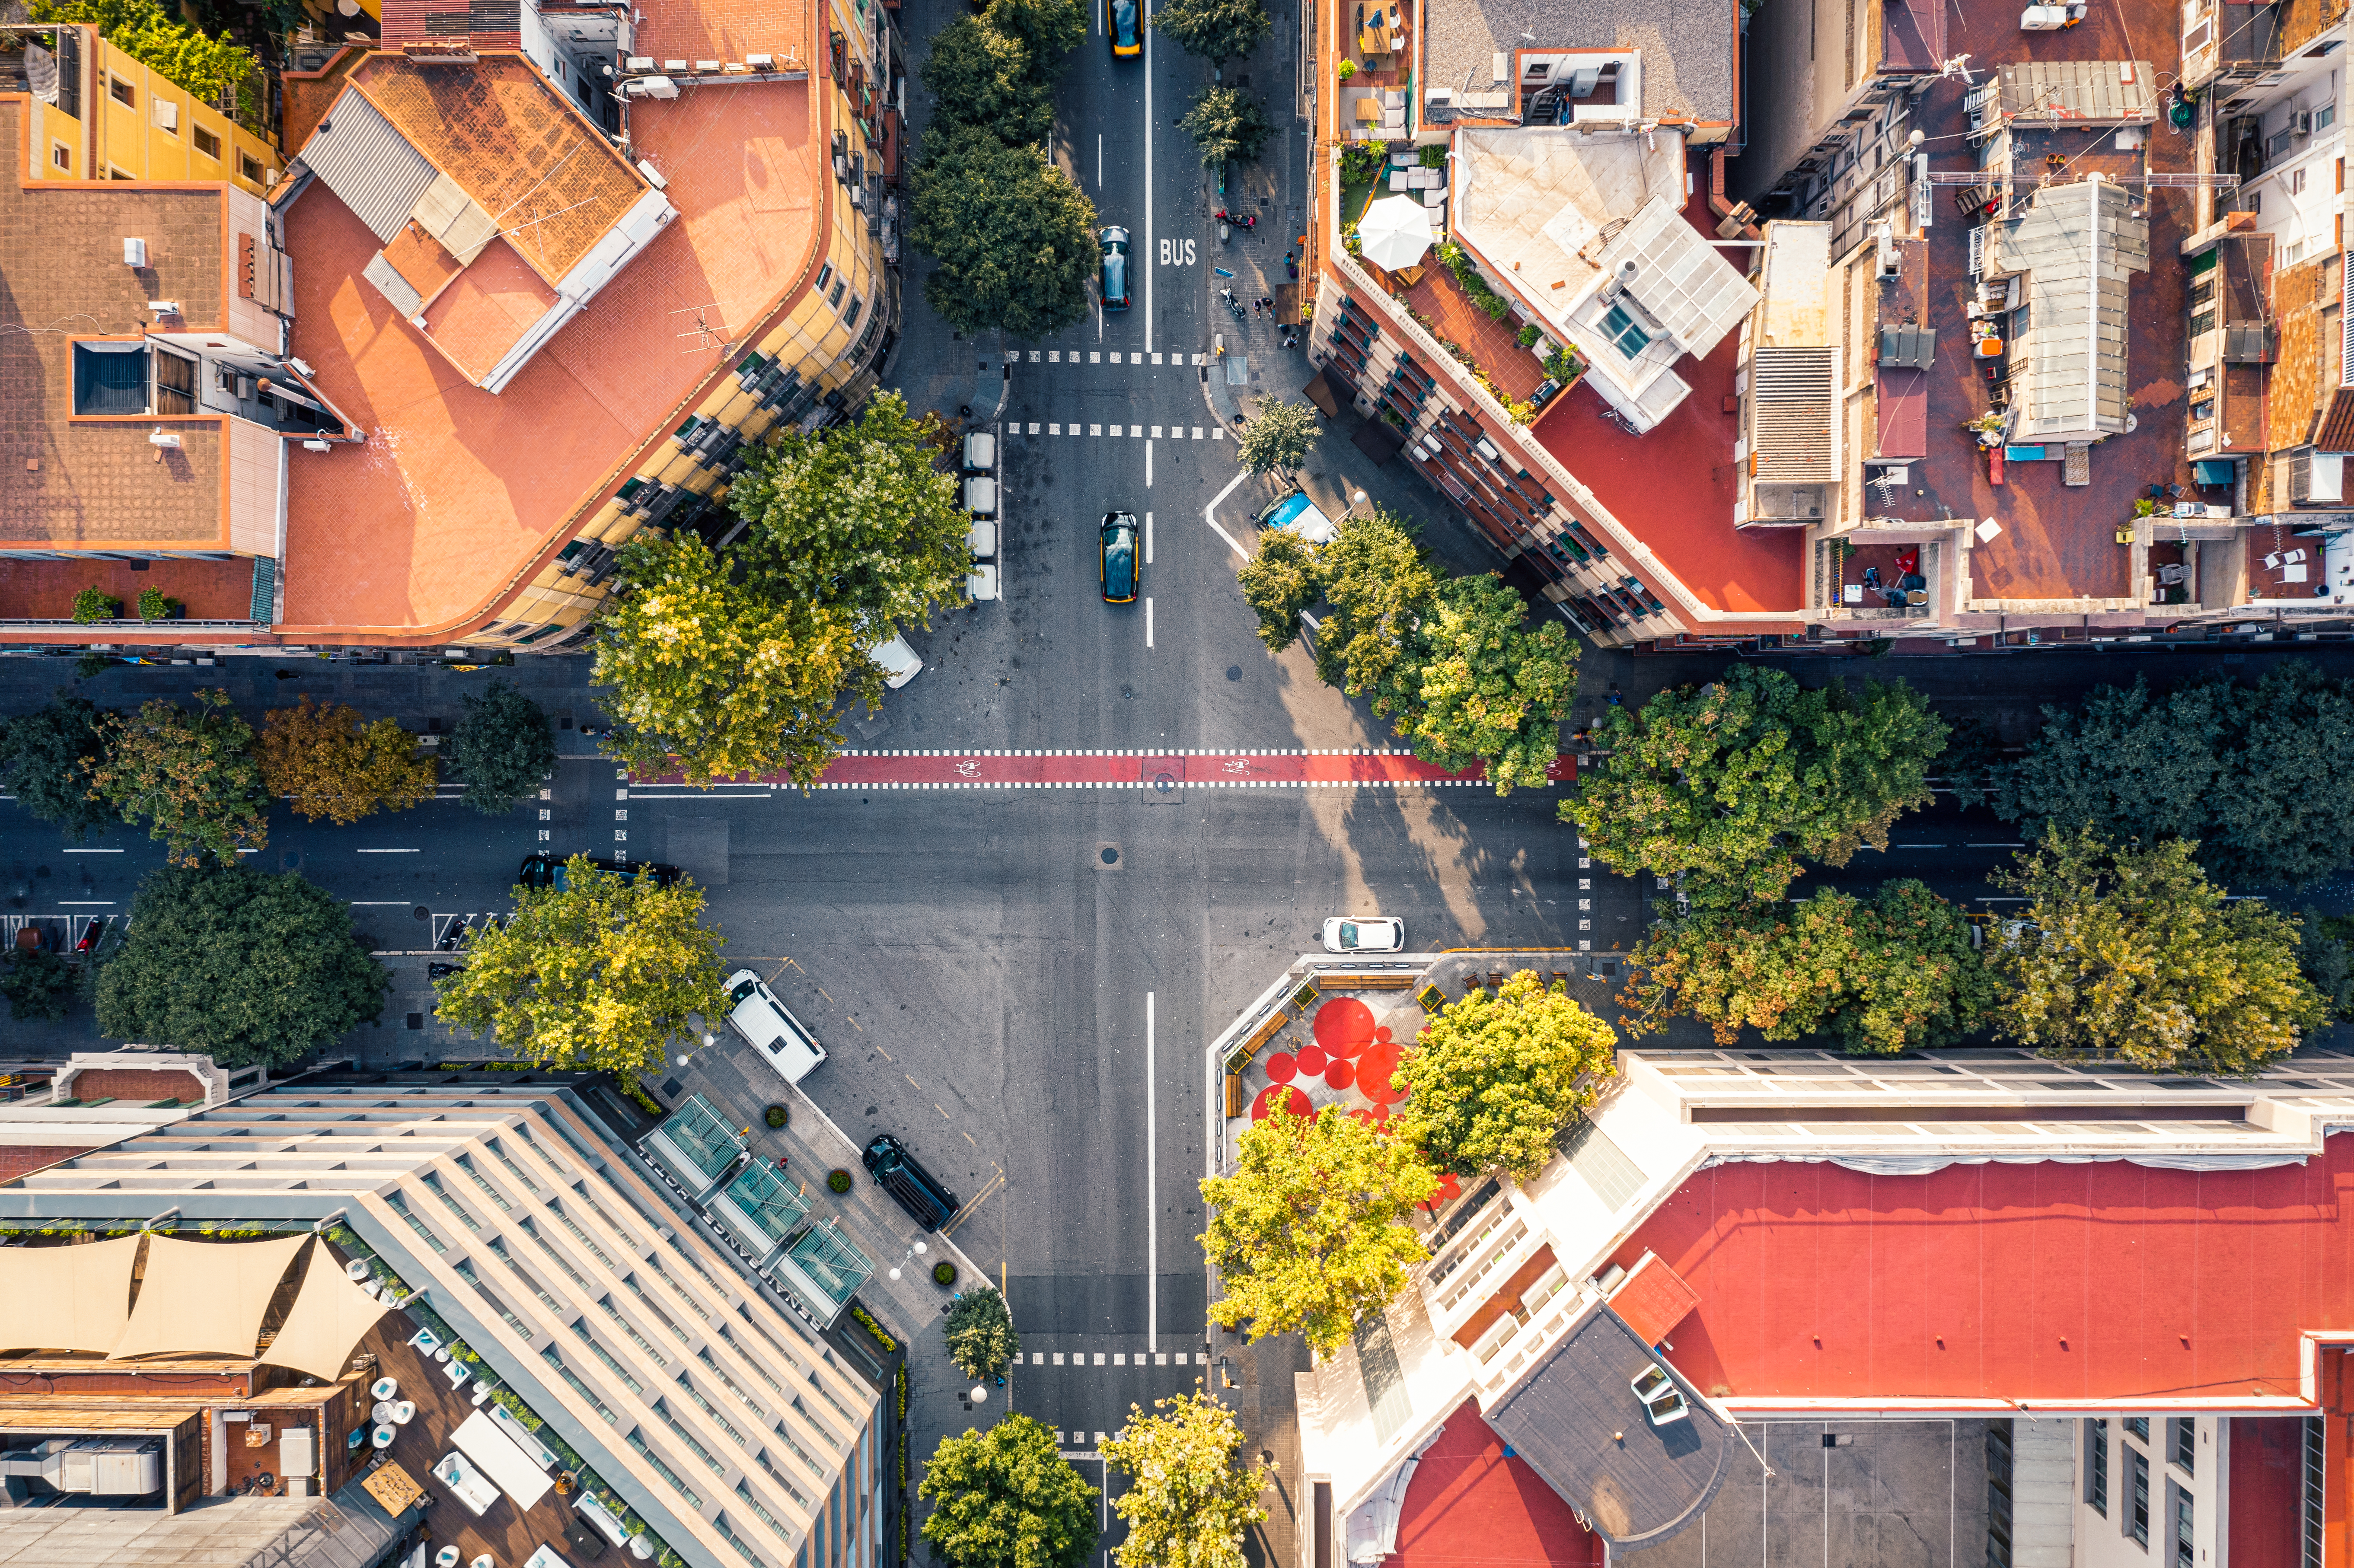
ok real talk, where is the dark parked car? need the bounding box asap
[861,1134,961,1232]
[515,853,682,890]
[1100,511,1139,603]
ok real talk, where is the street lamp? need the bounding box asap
[970,1385,989,1404]
[887,1239,931,1282]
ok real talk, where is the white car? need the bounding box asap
[871,631,922,688]
[962,431,996,473]
[967,519,998,559]
[722,969,826,1084]
[1322,917,1404,953]
[967,564,1001,601]
[964,475,998,516]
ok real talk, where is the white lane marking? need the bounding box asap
[1097,132,1103,187]
[356,848,421,854]
[1145,597,1155,647]
[1144,0,1154,357]
[1203,467,1251,559]
[349,901,413,905]
[1146,438,1154,487]
[62,849,123,854]
[56,901,113,906]
[1145,511,1154,564]
[1147,989,1157,1351]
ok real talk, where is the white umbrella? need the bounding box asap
[1357,194,1434,271]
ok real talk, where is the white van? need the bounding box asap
[964,476,998,516]
[722,969,826,1084]
[962,431,996,473]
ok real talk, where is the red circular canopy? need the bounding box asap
[1314,998,1377,1056]
[1250,1084,1314,1122]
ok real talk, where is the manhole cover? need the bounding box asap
[1153,772,1177,791]
[1226,666,1243,681]
[412,906,430,920]
[1100,846,1120,865]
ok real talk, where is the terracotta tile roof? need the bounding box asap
[1400,266,1544,404]
[344,54,649,286]
[380,220,465,302]
[419,236,559,381]
[279,73,825,636]
[0,102,233,552]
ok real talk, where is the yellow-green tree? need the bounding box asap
[433,856,728,1076]
[86,688,266,866]
[1199,1104,1435,1354]
[1102,1391,1267,1568]
[257,698,436,825]
[1990,830,2325,1074]
[921,1417,1100,1568]
[1392,969,1616,1179]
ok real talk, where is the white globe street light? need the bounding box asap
[970,1385,989,1404]
[887,1238,931,1281]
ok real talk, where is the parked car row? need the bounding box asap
[962,431,1000,603]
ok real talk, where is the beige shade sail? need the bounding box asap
[0,1234,143,1353]
[261,1240,392,1381]
[110,1233,309,1360]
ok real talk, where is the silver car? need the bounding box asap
[1322,917,1404,953]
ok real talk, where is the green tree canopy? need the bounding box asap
[1199,1104,1435,1354]
[450,681,558,815]
[1994,663,2354,889]
[910,127,1101,339]
[725,392,970,626]
[1621,880,2002,1053]
[1399,574,1576,794]
[257,698,435,825]
[1234,398,1320,475]
[982,0,1087,76]
[1179,85,1274,166]
[1392,969,1616,1179]
[1151,0,1270,62]
[1312,508,1437,705]
[432,856,729,1077]
[1566,666,1947,904]
[31,0,255,108]
[1236,528,1321,653]
[0,949,75,1023]
[0,694,114,841]
[86,689,267,866]
[1101,1391,1267,1568]
[1988,830,2325,1073]
[922,15,1054,144]
[921,1417,1102,1568]
[96,865,391,1065]
[946,1286,1021,1380]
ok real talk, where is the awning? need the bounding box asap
[450,1409,556,1509]
[0,1234,141,1353]
[2194,459,2239,486]
[260,1240,392,1381]
[111,1233,308,1360]
[1303,369,1342,418]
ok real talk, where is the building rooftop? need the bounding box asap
[1419,0,1733,124]
[276,49,823,637]
[0,1488,404,1568]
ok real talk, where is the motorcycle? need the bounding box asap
[1219,287,1246,321]
[1214,208,1231,243]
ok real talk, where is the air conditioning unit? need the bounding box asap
[2294,109,2316,136]
[123,237,147,267]
[147,300,181,315]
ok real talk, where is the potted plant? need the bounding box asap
[764,1104,789,1129]
[70,587,119,625]
[827,1168,853,1194]
[932,1259,958,1288]
[1336,58,1357,82]
[134,587,179,622]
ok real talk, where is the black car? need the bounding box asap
[1100,512,1139,603]
[861,1135,961,1232]
[515,853,682,890]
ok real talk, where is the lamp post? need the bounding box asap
[887,1239,930,1282]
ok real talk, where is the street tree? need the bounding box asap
[1199,1103,1436,1354]
[86,689,268,866]
[433,856,729,1077]
[1101,1391,1267,1568]
[594,532,879,788]
[1989,830,2325,1074]
[1236,528,1321,652]
[726,392,970,627]
[1234,397,1319,475]
[0,694,114,841]
[96,865,391,1065]
[1399,574,1576,794]
[1313,508,1436,706]
[1180,85,1273,166]
[922,16,1053,145]
[946,1286,1021,1380]
[1150,0,1270,63]
[2300,910,2354,1020]
[257,698,436,825]
[982,0,1087,77]
[0,950,74,1022]
[450,681,558,815]
[1391,969,1616,1179]
[921,1416,1102,1568]
[1565,666,1946,905]
[910,127,1100,339]
[1621,880,2001,1054]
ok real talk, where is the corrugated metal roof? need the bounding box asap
[1995,178,2150,440]
[1994,61,2159,122]
[290,87,436,245]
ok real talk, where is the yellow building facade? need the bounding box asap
[13,22,278,194]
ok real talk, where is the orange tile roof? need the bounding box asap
[345,54,648,286]
[280,70,826,637]
[419,236,558,382]
[380,220,465,303]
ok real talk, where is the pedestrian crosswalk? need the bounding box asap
[1009,421,1224,440]
[1025,1350,1211,1368]
[1008,350,1213,367]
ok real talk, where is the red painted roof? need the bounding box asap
[1391,1401,1601,1568]
[1614,1140,2354,1405]
[1608,1252,1701,1348]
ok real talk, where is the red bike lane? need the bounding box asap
[629,749,1578,790]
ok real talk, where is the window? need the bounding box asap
[452,1260,534,1341]
[655,1399,726,1473]
[542,1347,618,1424]
[421,1173,482,1233]
[568,1321,645,1394]
[238,151,264,183]
[2320,102,2338,132]
[108,75,133,107]
[2127,1447,2151,1547]
[153,349,195,414]
[2192,397,2216,422]
[829,278,846,308]
[2170,1482,2194,1568]
[1600,302,1652,357]
[383,1190,447,1254]
[2126,1417,2150,1443]
[2171,1418,2196,1475]
[71,344,149,415]
[842,296,862,330]
[193,125,220,159]
[456,1154,513,1211]
[2086,1420,2108,1516]
[49,141,70,170]
[815,261,834,293]
[628,1428,705,1511]
[596,1296,670,1367]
